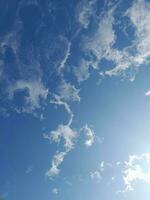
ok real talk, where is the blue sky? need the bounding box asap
[1,0,150,199]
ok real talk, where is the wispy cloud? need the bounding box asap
[50,80,80,126]
[90,161,105,181]
[145,90,150,96]
[25,165,33,174]
[105,0,150,77]
[57,80,80,103]
[52,188,59,195]
[82,124,95,147]
[46,151,67,179]
[45,125,77,179]
[76,0,97,29]
[49,125,77,150]
[83,6,116,65]
[58,42,71,72]
[50,94,74,126]
[74,59,92,83]
[45,81,79,179]
[75,0,150,82]
[75,4,117,82]
[8,80,48,114]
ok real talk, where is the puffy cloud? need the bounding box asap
[82,124,95,147]
[76,0,97,29]
[123,153,150,191]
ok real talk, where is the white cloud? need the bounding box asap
[76,0,97,29]
[50,94,73,126]
[50,125,77,150]
[104,49,133,77]
[126,0,150,57]
[76,0,150,81]
[145,90,150,96]
[123,153,150,191]
[105,0,150,77]
[83,6,116,68]
[58,42,71,72]
[90,161,105,180]
[52,188,59,195]
[57,80,80,102]
[44,124,77,179]
[25,166,33,174]
[46,151,67,179]
[90,170,101,180]
[82,124,95,147]
[8,80,48,113]
[0,20,21,55]
[50,80,80,126]
[45,81,79,179]
[74,59,92,82]
[75,5,117,82]
[0,60,4,79]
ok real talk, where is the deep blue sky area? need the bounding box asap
[0,0,150,199]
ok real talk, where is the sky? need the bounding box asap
[0,0,150,199]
